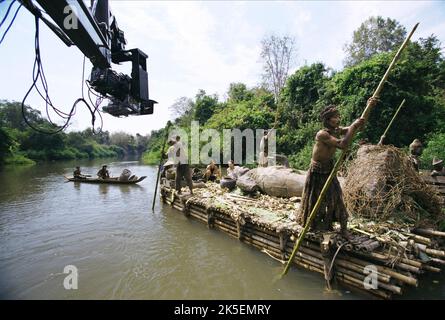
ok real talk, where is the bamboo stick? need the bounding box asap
[334,260,390,283]
[335,266,402,295]
[430,258,445,266]
[421,265,441,273]
[285,242,394,283]
[424,248,445,258]
[336,271,397,297]
[294,249,396,295]
[338,255,418,287]
[354,250,422,268]
[400,232,432,246]
[213,222,239,239]
[377,99,406,145]
[340,278,391,300]
[294,240,417,286]
[152,121,172,211]
[409,242,445,258]
[413,228,445,239]
[213,219,237,233]
[167,191,443,294]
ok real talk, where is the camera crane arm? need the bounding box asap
[19,0,157,117]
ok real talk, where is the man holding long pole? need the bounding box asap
[281,22,419,278]
[298,98,377,238]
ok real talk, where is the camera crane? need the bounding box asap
[19,0,157,117]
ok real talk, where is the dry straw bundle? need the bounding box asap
[343,144,443,227]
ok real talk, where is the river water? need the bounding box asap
[0,159,443,299]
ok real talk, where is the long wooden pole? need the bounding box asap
[152,121,172,211]
[281,23,419,278]
[378,99,406,145]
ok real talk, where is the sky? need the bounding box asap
[0,0,444,136]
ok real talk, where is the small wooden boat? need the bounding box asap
[65,176,146,184]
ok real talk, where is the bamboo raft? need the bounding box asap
[421,173,445,205]
[160,178,445,300]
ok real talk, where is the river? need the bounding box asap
[0,159,443,299]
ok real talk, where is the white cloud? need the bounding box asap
[293,8,312,37]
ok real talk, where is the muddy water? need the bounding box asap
[0,160,442,299]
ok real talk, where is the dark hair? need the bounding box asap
[320,105,339,126]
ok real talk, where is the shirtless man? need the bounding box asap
[73,166,86,179]
[97,165,110,179]
[298,98,377,237]
[204,160,221,182]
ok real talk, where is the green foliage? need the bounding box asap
[280,63,330,127]
[326,37,445,147]
[142,18,444,172]
[20,129,65,153]
[193,90,220,124]
[0,100,43,130]
[227,83,254,103]
[0,100,145,165]
[344,16,407,66]
[142,125,171,165]
[0,127,13,164]
[276,121,319,156]
[421,132,445,170]
[4,153,36,166]
[207,87,275,130]
[142,149,161,165]
[288,143,313,170]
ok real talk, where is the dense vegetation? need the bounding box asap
[0,101,150,165]
[2,16,444,171]
[143,18,445,171]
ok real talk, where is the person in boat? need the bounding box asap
[298,98,377,238]
[431,158,445,177]
[409,139,423,172]
[97,165,110,179]
[204,160,221,182]
[73,166,86,179]
[174,135,193,195]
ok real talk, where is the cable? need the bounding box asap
[0,0,16,29]
[82,55,104,133]
[16,7,107,135]
[21,16,99,135]
[0,2,22,45]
